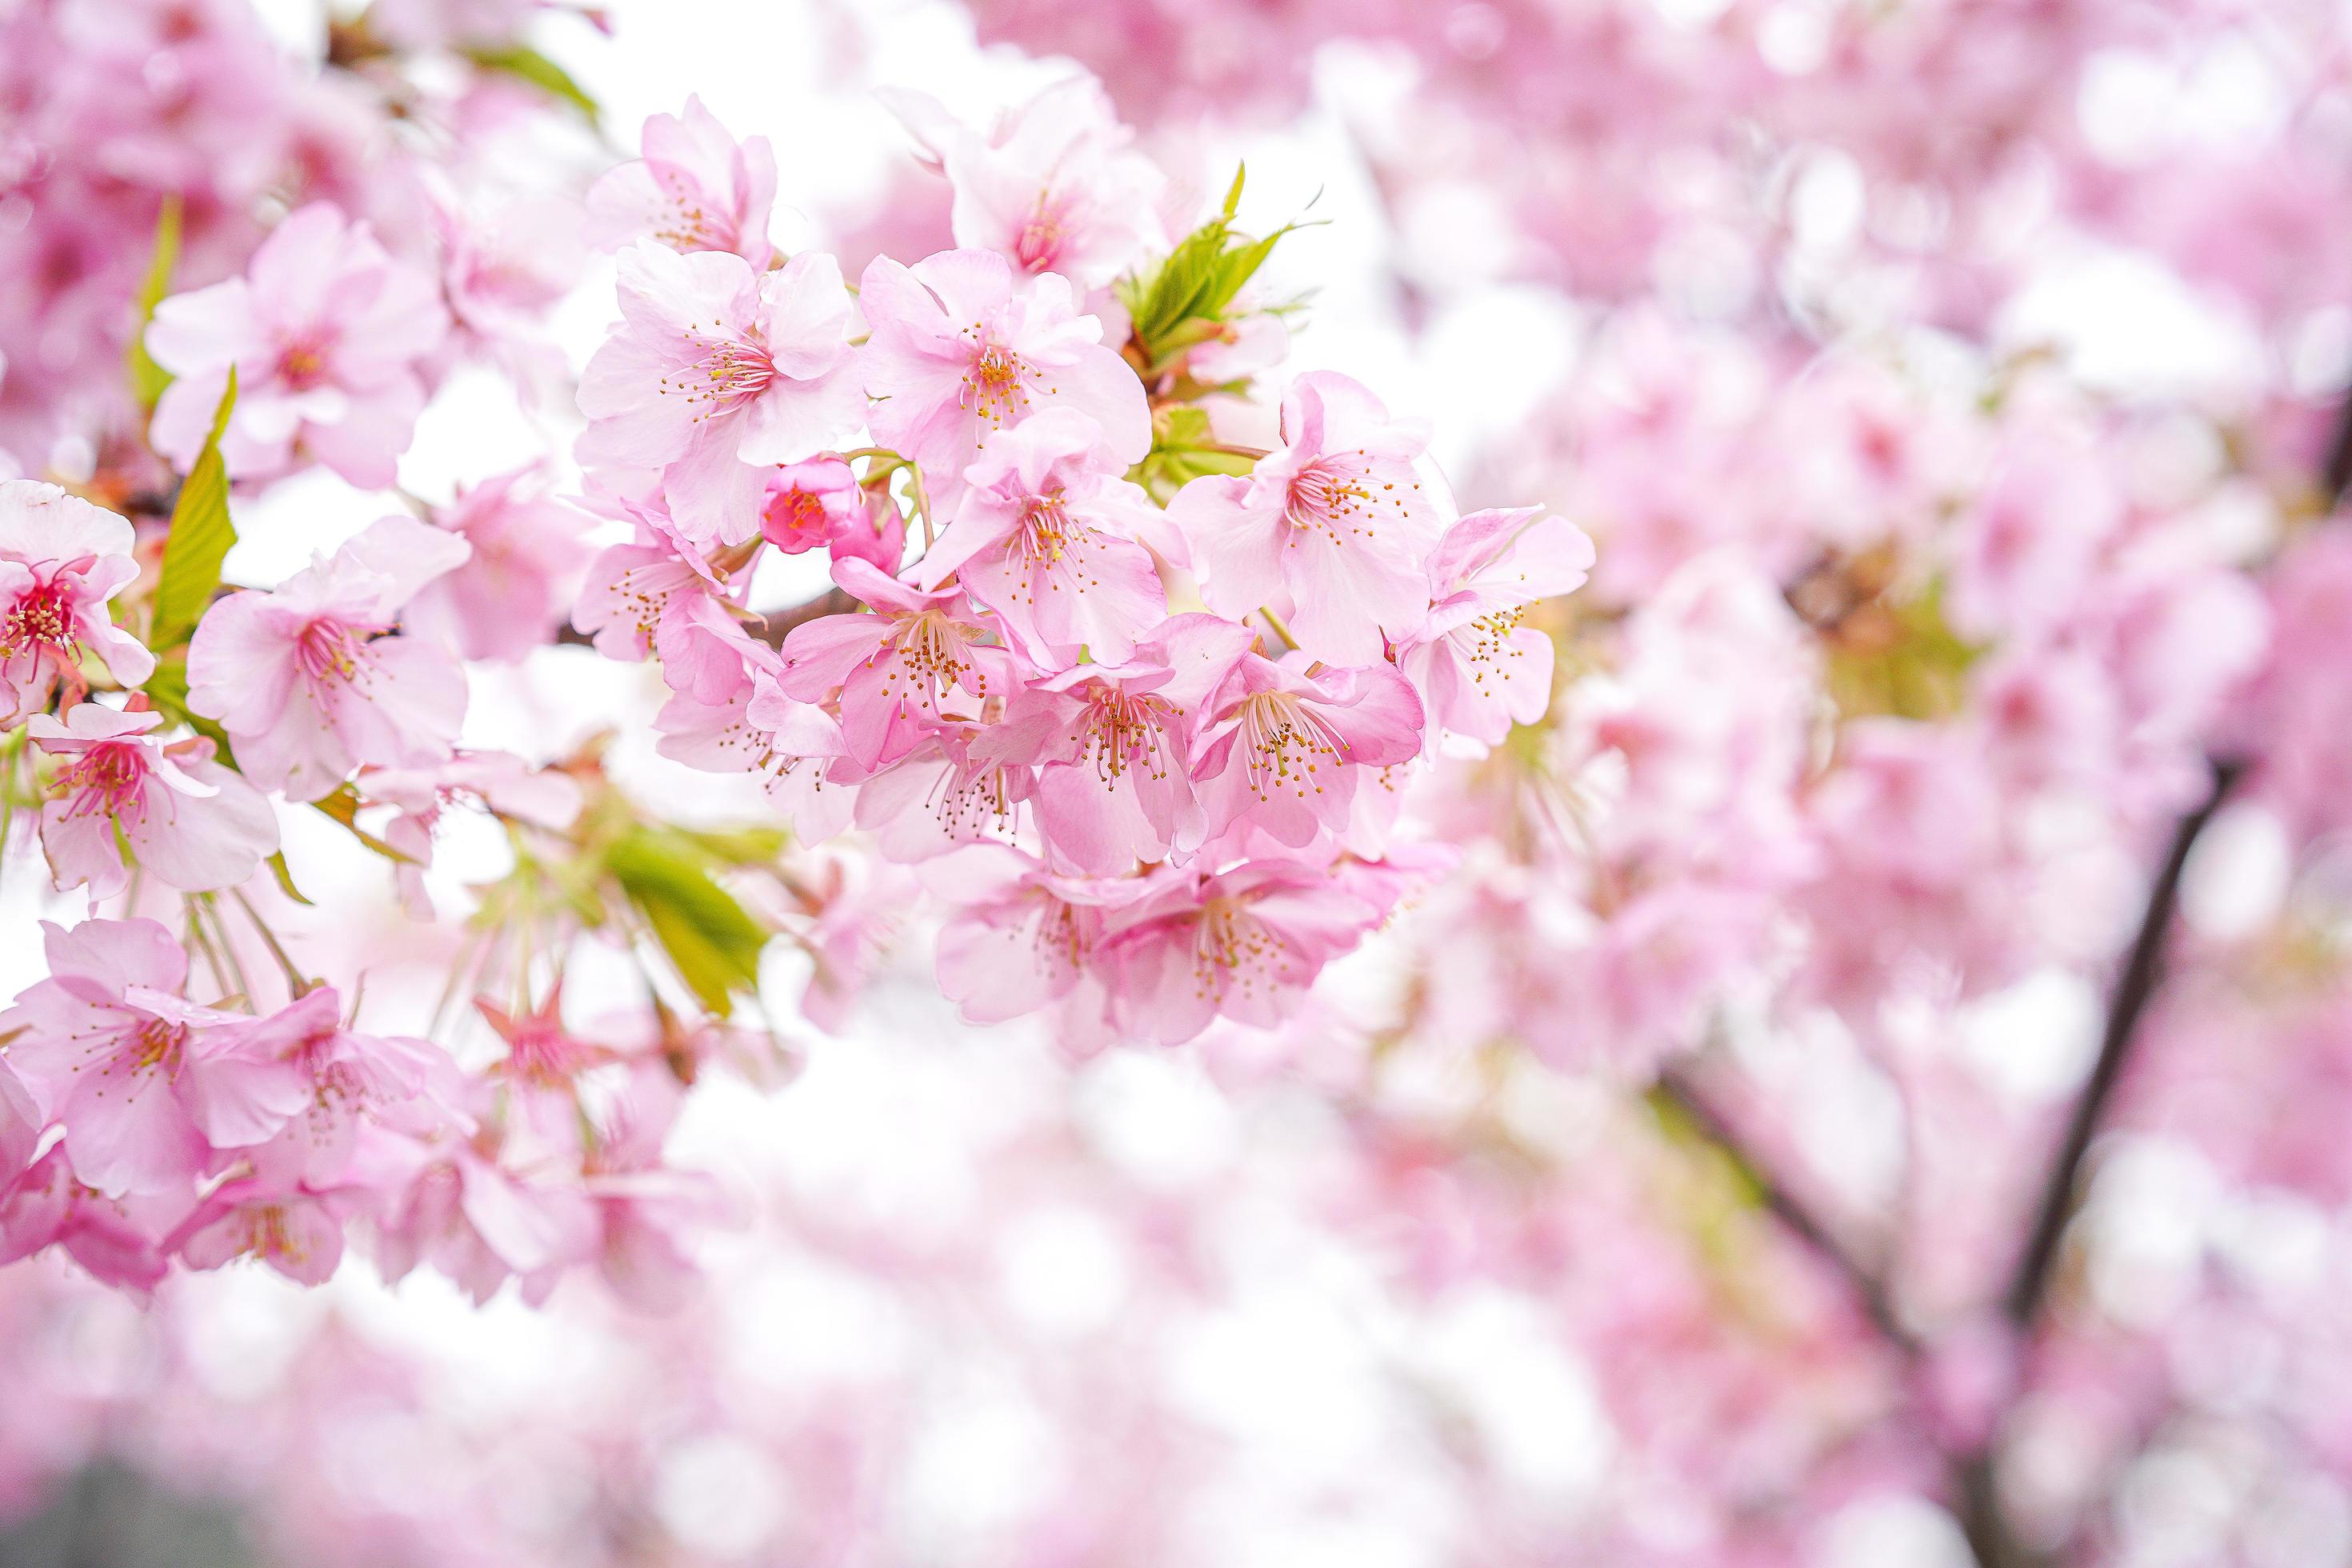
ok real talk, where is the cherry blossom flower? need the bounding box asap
[857,248,1150,506]
[0,920,310,1198]
[230,987,469,1188]
[658,674,856,842]
[1170,370,1443,666]
[578,242,862,543]
[170,1178,354,1286]
[1394,506,1595,745]
[146,202,450,488]
[974,612,1254,874]
[928,844,1128,1026]
[0,482,153,724]
[1096,858,1390,1045]
[886,75,1166,288]
[588,95,778,267]
[30,704,278,901]
[0,1146,178,1292]
[776,558,1003,770]
[0,1057,38,1185]
[1190,650,1426,847]
[760,455,903,570]
[402,467,594,663]
[186,515,471,801]
[916,407,1169,666]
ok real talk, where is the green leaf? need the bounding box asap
[1114,182,1310,372]
[1822,578,1985,723]
[605,829,771,1016]
[1131,404,1261,504]
[148,370,238,654]
[126,194,183,410]
[266,850,313,907]
[462,43,599,122]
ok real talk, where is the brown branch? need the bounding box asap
[2000,756,2243,1326]
[1657,1065,1920,1358]
[554,585,858,651]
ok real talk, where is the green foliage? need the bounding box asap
[604,827,771,1017]
[1131,405,1261,505]
[462,43,600,122]
[1115,165,1305,375]
[148,371,238,654]
[126,194,182,410]
[1822,578,1985,722]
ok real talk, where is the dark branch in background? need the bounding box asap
[2000,758,2243,1326]
[553,585,858,650]
[1658,1066,1920,1357]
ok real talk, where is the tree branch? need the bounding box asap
[554,585,858,651]
[1657,1065,1920,1357]
[2000,756,2243,1326]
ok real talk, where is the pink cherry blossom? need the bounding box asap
[0,919,310,1198]
[147,202,450,488]
[0,481,153,723]
[1170,370,1445,666]
[889,75,1166,288]
[30,703,278,901]
[0,1057,38,1184]
[1190,650,1426,848]
[1096,858,1389,1045]
[230,987,469,1188]
[1394,506,1595,746]
[578,242,862,543]
[588,95,778,267]
[776,558,1002,770]
[170,1177,354,1286]
[186,515,471,801]
[0,1146,178,1292]
[916,407,1169,666]
[974,612,1254,874]
[402,467,594,663]
[857,248,1150,506]
[929,845,1126,1026]
[760,455,904,570]
[659,674,856,842]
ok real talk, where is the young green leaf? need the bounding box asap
[126,194,183,410]
[605,828,772,1016]
[462,43,601,124]
[147,370,238,653]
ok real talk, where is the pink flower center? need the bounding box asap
[0,574,77,662]
[296,617,368,683]
[1188,897,1290,1004]
[651,166,730,253]
[276,334,333,391]
[499,1021,592,1091]
[875,611,982,712]
[1235,690,1347,802]
[58,739,150,822]
[1078,689,1177,788]
[660,332,777,422]
[762,486,832,550]
[1452,605,1533,682]
[1284,455,1401,546]
[121,1014,188,1078]
[1014,195,1070,273]
[957,339,1041,438]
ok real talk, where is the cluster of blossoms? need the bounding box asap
[566,92,1590,1054]
[0,9,1587,1319]
[0,2,758,1308]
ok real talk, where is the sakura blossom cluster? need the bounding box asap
[569,92,1593,1054]
[0,1,756,1310]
